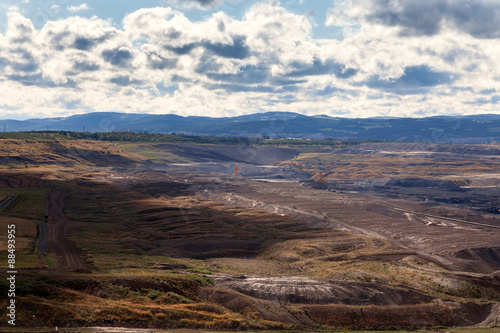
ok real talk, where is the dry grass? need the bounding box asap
[0,235,33,253]
[0,272,245,329]
[0,216,37,237]
[0,216,39,265]
[0,139,139,167]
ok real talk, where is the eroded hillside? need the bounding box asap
[0,138,139,167]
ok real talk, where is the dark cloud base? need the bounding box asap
[359,0,500,38]
[366,65,455,95]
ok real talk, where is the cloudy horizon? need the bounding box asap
[0,0,499,120]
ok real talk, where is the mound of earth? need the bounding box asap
[387,177,461,190]
[198,288,313,328]
[455,247,500,268]
[211,275,432,305]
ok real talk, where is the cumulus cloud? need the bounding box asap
[67,4,90,13]
[5,10,36,44]
[50,4,60,13]
[0,2,499,120]
[1,10,40,86]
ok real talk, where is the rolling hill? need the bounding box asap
[2,112,500,143]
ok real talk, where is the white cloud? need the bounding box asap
[50,4,60,13]
[0,1,500,120]
[67,4,90,13]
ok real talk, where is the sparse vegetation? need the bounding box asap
[0,131,371,148]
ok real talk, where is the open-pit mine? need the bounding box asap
[0,135,499,332]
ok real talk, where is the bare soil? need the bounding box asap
[47,189,88,272]
[210,275,432,305]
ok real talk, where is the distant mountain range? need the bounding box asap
[2,112,500,143]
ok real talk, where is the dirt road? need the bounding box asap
[47,189,88,272]
[0,195,15,211]
[393,207,500,230]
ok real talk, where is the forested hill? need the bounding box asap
[1,112,500,143]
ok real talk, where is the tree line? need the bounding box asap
[0,130,380,148]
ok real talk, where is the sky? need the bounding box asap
[0,0,500,120]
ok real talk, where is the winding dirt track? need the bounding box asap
[47,189,88,272]
[393,207,500,230]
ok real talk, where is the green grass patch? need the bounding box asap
[11,253,42,269]
[45,254,57,268]
[0,188,48,219]
[0,252,56,269]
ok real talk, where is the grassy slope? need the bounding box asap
[0,138,139,168]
